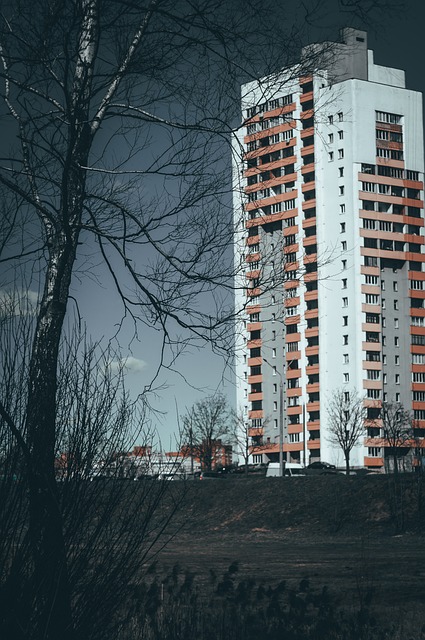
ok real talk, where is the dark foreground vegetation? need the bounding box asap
[119,560,425,640]
[139,473,425,640]
[2,469,425,638]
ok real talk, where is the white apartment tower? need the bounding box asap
[234,28,424,471]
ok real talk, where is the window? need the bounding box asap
[366,351,380,362]
[338,112,343,121]
[394,318,399,329]
[368,447,382,457]
[342,278,347,289]
[328,115,334,124]
[343,315,348,326]
[367,389,381,399]
[328,151,334,161]
[380,221,392,233]
[365,294,379,305]
[286,306,298,317]
[366,331,380,343]
[273,401,277,411]
[364,256,378,267]
[343,335,348,345]
[338,130,344,139]
[289,433,300,443]
[365,275,378,285]
[339,167,344,177]
[340,223,346,233]
[376,129,389,140]
[340,204,346,214]
[328,133,334,143]
[376,111,401,124]
[394,300,398,310]
[367,370,380,380]
[342,297,348,307]
[272,348,276,358]
[366,313,380,324]
[393,282,398,292]
[395,374,400,385]
[286,324,298,334]
[412,317,425,327]
[341,241,347,251]
[338,149,344,159]
[286,341,299,352]
[395,355,400,365]
[339,186,344,196]
[344,373,349,382]
[343,353,349,364]
[342,260,347,270]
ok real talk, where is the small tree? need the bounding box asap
[230,409,265,474]
[327,389,366,475]
[182,394,231,471]
[381,402,413,474]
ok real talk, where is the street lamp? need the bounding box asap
[264,357,285,477]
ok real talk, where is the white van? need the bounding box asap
[266,462,305,478]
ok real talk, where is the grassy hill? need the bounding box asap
[151,473,425,622]
[174,473,424,538]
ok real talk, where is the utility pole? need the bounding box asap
[264,357,286,477]
[279,378,284,477]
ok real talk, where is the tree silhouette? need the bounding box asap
[327,389,366,475]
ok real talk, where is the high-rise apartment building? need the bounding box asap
[234,28,424,471]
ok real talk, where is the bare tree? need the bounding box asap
[230,408,265,474]
[327,389,367,475]
[182,394,231,471]
[0,1,398,637]
[0,311,186,640]
[381,402,413,475]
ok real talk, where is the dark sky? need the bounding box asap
[368,0,425,105]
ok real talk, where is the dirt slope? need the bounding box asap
[154,474,425,612]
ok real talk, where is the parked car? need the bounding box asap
[306,461,337,475]
[199,471,226,480]
[266,462,305,478]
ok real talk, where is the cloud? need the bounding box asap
[108,356,147,374]
[0,288,39,317]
